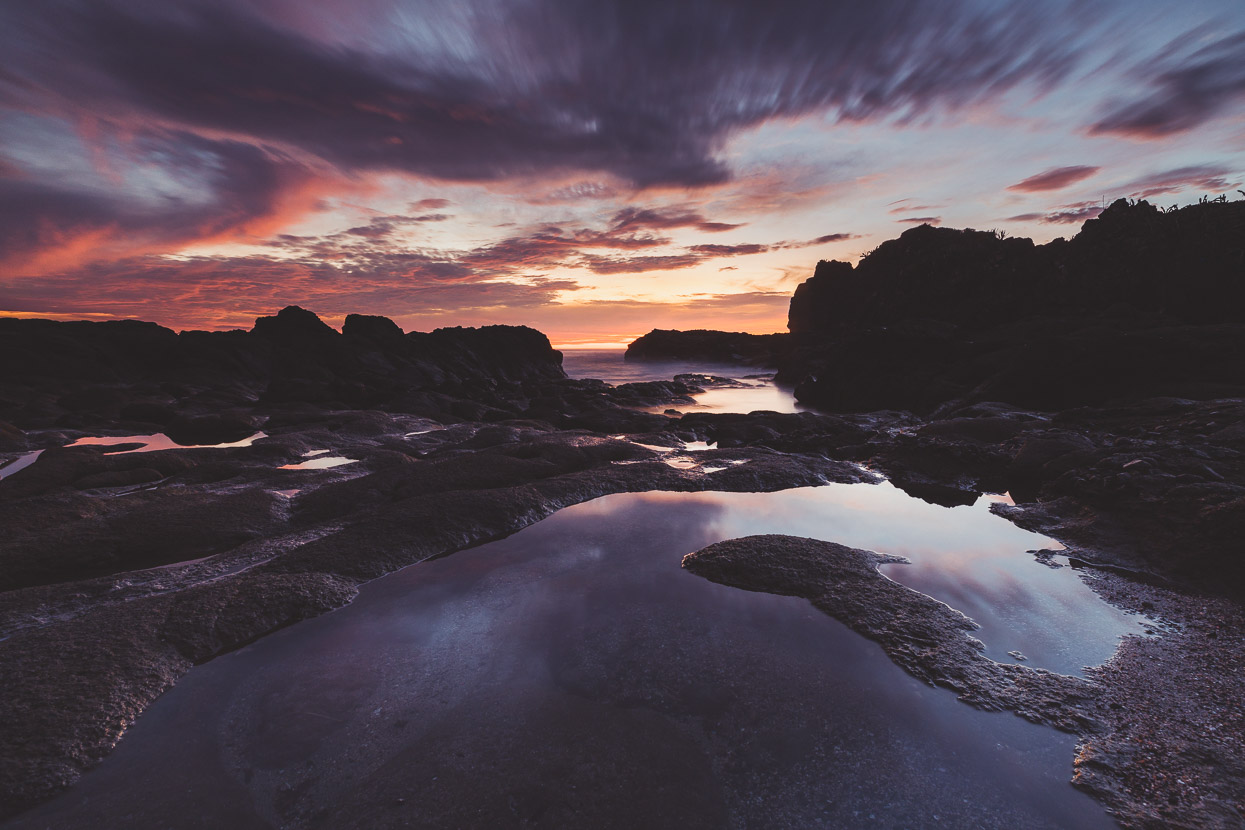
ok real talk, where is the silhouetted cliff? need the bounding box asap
[783,198,1245,412]
[789,198,1245,332]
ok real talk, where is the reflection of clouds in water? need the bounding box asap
[715,483,1044,562]
[407,484,1140,678]
[66,431,266,453]
[559,351,802,416]
[679,483,1143,676]
[279,456,357,470]
[682,441,717,451]
[683,385,802,415]
[0,450,43,480]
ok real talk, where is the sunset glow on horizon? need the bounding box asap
[2,1,1243,345]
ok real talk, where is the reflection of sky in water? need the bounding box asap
[561,349,800,415]
[0,450,43,480]
[18,484,1120,829]
[561,349,752,385]
[663,383,802,414]
[3,433,268,481]
[278,456,357,470]
[65,431,267,454]
[680,484,1143,675]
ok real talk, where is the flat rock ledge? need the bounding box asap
[682,534,1245,830]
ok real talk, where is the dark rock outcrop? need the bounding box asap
[0,307,566,430]
[626,329,790,365]
[781,199,1245,412]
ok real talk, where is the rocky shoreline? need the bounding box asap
[3,199,1244,827]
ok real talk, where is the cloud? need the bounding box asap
[0,130,321,273]
[342,212,449,239]
[1006,165,1100,193]
[580,254,704,274]
[4,0,1241,335]
[1090,30,1245,138]
[0,252,581,330]
[1005,202,1102,224]
[611,207,743,233]
[686,243,769,257]
[896,216,942,225]
[1,0,1094,192]
[887,204,942,215]
[796,233,859,247]
[1119,165,1241,199]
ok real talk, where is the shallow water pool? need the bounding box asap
[7,482,1139,829]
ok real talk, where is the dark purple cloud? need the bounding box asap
[896,216,942,225]
[800,233,858,246]
[1091,30,1245,138]
[1007,165,1100,193]
[0,0,1093,193]
[1005,202,1103,224]
[611,207,743,233]
[580,254,705,274]
[687,243,769,256]
[343,213,449,239]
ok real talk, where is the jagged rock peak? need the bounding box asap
[251,306,338,340]
[342,313,405,341]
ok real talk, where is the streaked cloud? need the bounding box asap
[1090,30,1245,139]
[1007,166,1100,193]
[1121,165,1241,199]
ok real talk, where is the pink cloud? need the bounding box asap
[1006,166,1100,193]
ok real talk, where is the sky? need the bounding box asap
[1,0,1243,347]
